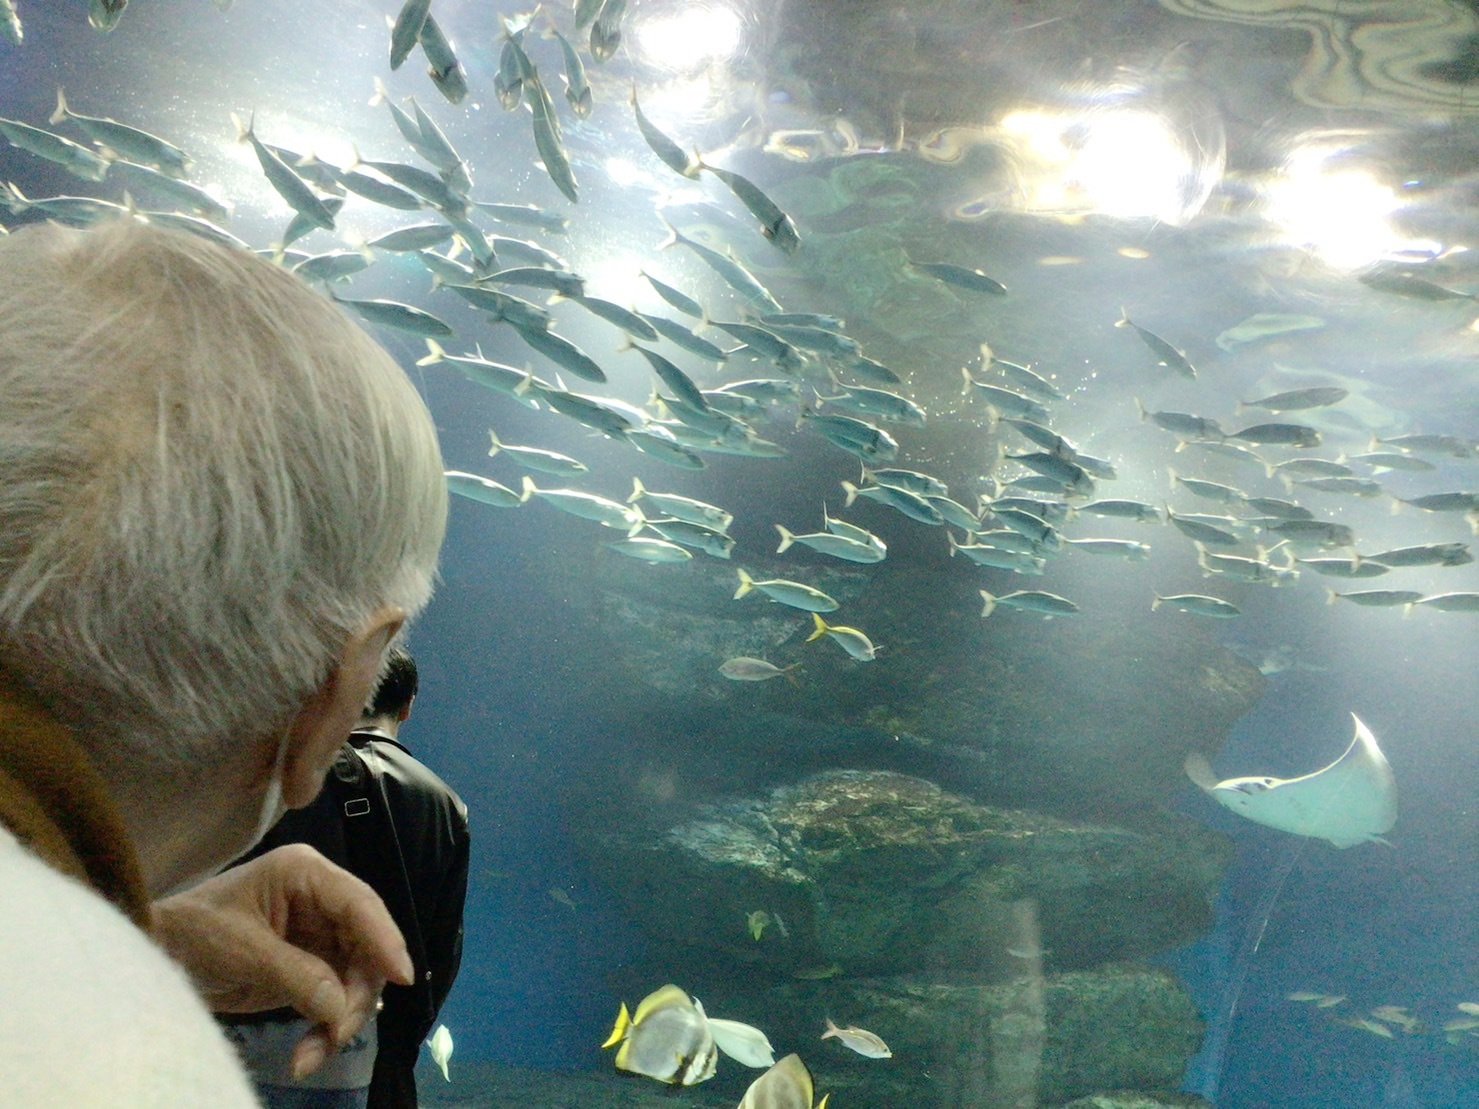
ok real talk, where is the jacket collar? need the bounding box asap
[0,670,151,928]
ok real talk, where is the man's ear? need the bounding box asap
[281,607,406,808]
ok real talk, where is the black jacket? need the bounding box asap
[236,730,470,1107]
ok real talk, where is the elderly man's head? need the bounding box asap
[0,220,447,888]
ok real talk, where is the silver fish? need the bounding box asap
[475,201,569,236]
[719,657,799,682]
[629,344,710,411]
[369,223,453,252]
[445,470,526,508]
[109,160,230,221]
[526,72,579,202]
[821,1018,891,1058]
[909,259,1006,295]
[416,341,543,407]
[1230,422,1322,448]
[1117,309,1196,378]
[658,219,782,311]
[389,0,432,70]
[441,283,551,331]
[605,537,692,563]
[418,14,469,105]
[2,0,20,46]
[632,85,699,177]
[1239,386,1348,413]
[293,250,373,283]
[333,293,453,337]
[522,478,643,533]
[552,29,593,118]
[0,117,110,180]
[590,0,626,62]
[644,314,731,362]
[569,295,659,340]
[50,89,189,176]
[980,589,1079,618]
[88,0,127,33]
[641,270,705,319]
[235,114,336,230]
[1152,593,1241,618]
[698,159,800,252]
[511,322,606,383]
[487,430,586,477]
[775,525,884,564]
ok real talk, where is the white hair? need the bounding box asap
[0,220,447,782]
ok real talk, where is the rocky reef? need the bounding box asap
[539,474,1262,1105]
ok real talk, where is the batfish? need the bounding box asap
[1184,714,1395,848]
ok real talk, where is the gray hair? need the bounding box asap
[0,220,447,781]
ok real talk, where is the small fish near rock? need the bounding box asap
[821,1017,892,1059]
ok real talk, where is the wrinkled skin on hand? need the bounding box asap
[150,843,414,1078]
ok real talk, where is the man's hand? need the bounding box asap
[150,844,414,1079]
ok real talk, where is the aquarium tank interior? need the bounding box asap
[4,0,1478,1105]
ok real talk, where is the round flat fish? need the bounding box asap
[1185,714,1396,848]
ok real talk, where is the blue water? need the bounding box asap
[3,2,1478,1105]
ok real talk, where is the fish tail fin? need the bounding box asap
[627,476,645,505]
[520,475,538,502]
[0,181,29,212]
[775,524,795,553]
[487,429,502,456]
[960,364,974,397]
[49,87,68,127]
[1151,593,1164,611]
[655,217,680,253]
[1115,306,1131,328]
[733,568,755,599]
[806,612,830,642]
[414,338,446,366]
[1194,542,1210,574]
[601,1003,632,1050]
[979,589,997,618]
[1326,588,1339,605]
[1167,465,1178,492]
[784,665,803,688]
[369,76,389,107]
[840,480,859,508]
[230,111,252,143]
[822,1017,840,1038]
[947,531,959,557]
[1134,396,1149,421]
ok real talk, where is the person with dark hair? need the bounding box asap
[222,649,470,1109]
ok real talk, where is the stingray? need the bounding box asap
[1185,714,1396,848]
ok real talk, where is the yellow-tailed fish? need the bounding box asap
[603,984,717,1086]
[806,613,878,661]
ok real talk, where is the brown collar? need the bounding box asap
[0,671,151,928]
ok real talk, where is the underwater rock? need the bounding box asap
[580,769,1229,977]
[579,552,1266,817]
[1058,1093,1214,1109]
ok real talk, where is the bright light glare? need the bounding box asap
[998,107,1196,223]
[1073,111,1186,220]
[605,157,642,189]
[1265,148,1405,270]
[634,4,743,73]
